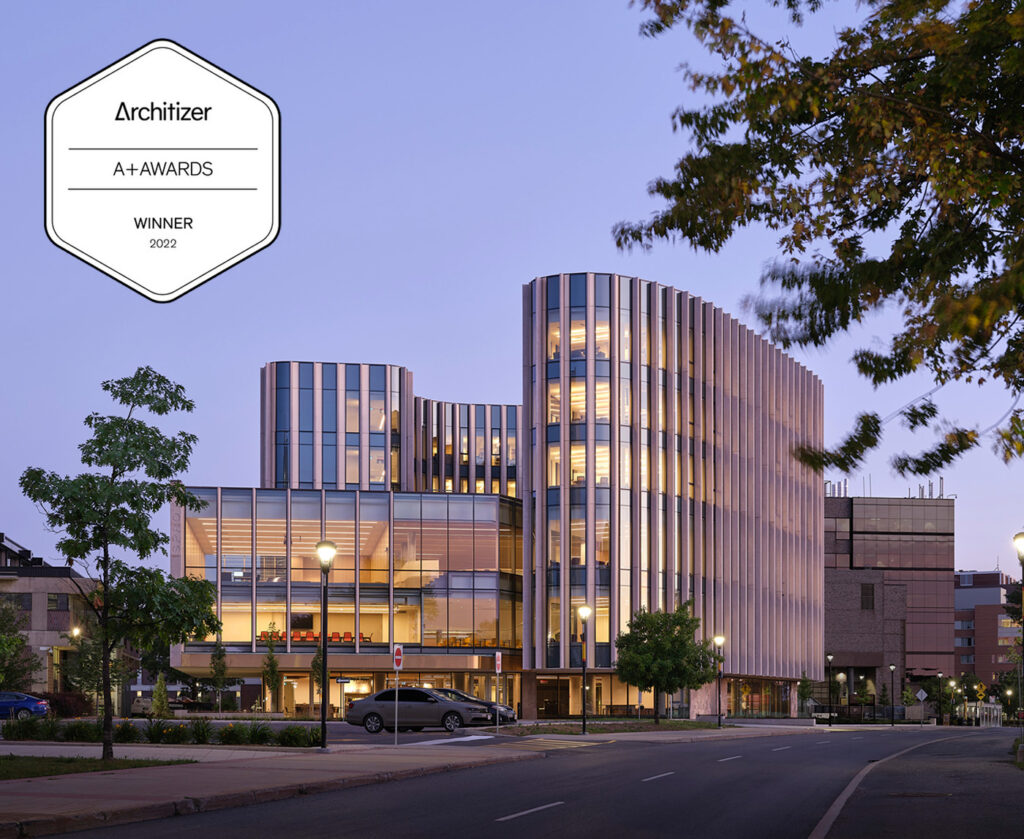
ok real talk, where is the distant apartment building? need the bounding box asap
[824,495,955,703]
[0,533,88,695]
[954,570,1022,684]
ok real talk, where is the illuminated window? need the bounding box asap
[570,443,586,486]
[595,442,610,487]
[548,445,561,487]
[619,308,632,362]
[619,378,631,424]
[595,309,610,359]
[547,319,561,361]
[569,308,586,359]
[595,380,610,423]
[570,380,586,423]
[620,444,631,489]
[547,381,561,424]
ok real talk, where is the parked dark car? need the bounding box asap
[345,688,493,733]
[0,692,49,720]
[431,687,516,723]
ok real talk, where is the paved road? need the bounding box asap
[71,727,1020,838]
[827,728,1022,838]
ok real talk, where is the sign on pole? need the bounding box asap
[495,652,502,674]
[393,645,403,746]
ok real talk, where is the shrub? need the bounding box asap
[113,721,139,743]
[216,723,247,745]
[244,721,274,745]
[162,723,190,744]
[190,718,213,744]
[219,692,237,711]
[1,718,40,740]
[152,673,170,719]
[142,717,167,744]
[38,691,93,718]
[39,715,63,741]
[62,720,101,742]
[276,725,315,747]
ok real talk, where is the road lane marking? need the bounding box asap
[718,755,742,762]
[496,802,565,822]
[641,771,675,782]
[771,746,791,752]
[816,740,831,744]
[405,735,494,746]
[808,735,967,839]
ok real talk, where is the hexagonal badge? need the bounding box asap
[45,40,280,302]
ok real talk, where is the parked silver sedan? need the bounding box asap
[345,688,493,733]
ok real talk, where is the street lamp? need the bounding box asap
[937,671,943,724]
[315,539,337,751]
[826,654,834,727]
[713,635,725,728]
[578,604,592,735]
[71,627,81,639]
[889,664,896,727]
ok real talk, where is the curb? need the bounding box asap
[0,750,544,838]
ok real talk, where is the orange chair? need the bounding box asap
[305,630,315,642]
[292,630,302,642]
[330,632,341,642]
[343,631,353,643]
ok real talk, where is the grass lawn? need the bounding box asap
[503,720,723,735]
[0,755,195,781]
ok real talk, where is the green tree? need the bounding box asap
[310,643,323,701]
[614,601,721,724]
[209,639,228,713]
[616,0,1024,474]
[19,366,220,759]
[901,686,918,709]
[262,622,282,712]
[1006,583,1022,628]
[878,682,890,711]
[152,672,170,718]
[60,625,136,709]
[797,670,814,717]
[0,600,40,692]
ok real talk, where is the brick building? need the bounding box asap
[824,496,955,706]
[953,570,1022,685]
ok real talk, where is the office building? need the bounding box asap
[954,570,1022,684]
[824,494,955,706]
[172,272,825,719]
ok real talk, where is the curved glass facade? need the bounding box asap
[523,273,824,682]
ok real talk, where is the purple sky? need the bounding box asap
[3,1,1021,580]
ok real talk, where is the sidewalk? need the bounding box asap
[0,740,542,838]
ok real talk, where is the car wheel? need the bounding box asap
[16,709,31,721]
[363,713,384,734]
[442,712,463,733]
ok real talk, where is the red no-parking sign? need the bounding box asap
[495,652,502,674]
[394,645,404,671]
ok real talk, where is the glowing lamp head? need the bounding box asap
[577,604,593,622]
[889,663,896,672]
[1013,531,1024,563]
[713,635,725,648]
[315,540,337,571]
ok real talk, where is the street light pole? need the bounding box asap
[315,540,337,752]
[826,654,834,727]
[889,664,896,727]
[937,671,943,724]
[578,604,592,735]
[713,635,725,728]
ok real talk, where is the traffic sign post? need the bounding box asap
[916,688,928,727]
[393,646,403,747]
[495,652,502,734]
